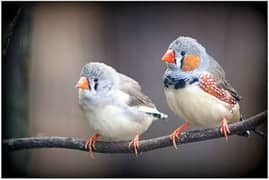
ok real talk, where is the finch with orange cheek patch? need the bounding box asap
[161,36,249,148]
[76,62,168,157]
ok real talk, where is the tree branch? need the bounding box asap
[3,111,267,154]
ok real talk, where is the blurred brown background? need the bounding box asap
[3,2,267,177]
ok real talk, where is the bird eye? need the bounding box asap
[181,51,186,56]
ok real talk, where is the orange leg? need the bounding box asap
[128,133,140,157]
[169,122,190,149]
[85,133,100,158]
[220,118,230,141]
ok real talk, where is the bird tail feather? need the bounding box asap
[146,111,168,120]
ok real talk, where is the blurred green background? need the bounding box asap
[2,2,267,177]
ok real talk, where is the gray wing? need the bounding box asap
[118,73,156,108]
[118,73,141,91]
[206,56,241,101]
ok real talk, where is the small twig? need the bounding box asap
[253,129,266,137]
[3,111,267,154]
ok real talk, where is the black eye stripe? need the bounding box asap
[94,83,98,90]
[93,78,98,90]
[180,56,184,69]
[179,51,186,68]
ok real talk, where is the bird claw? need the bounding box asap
[85,133,100,158]
[169,123,190,149]
[220,118,230,141]
[169,131,179,149]
[129,134,139,157]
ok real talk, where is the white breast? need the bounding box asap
[164,85,240,128]
[82,105,153,141]
[78,89,153,140]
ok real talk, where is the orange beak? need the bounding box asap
[161,49,175,63]
[75,77,90,90]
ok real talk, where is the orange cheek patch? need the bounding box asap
[181,54,200,71]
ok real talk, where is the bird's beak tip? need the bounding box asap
[76,77,89,90]
[161,49,175,63]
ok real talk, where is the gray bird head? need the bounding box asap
[161,36,209,77]
[76,62,119,100]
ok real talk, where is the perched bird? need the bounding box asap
[161,36,249,148]
[76,62,167,157]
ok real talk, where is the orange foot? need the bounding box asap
[129,134,139,157]
[85,133,100,158]
[220,117,230,141]
[169,122,190,149]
